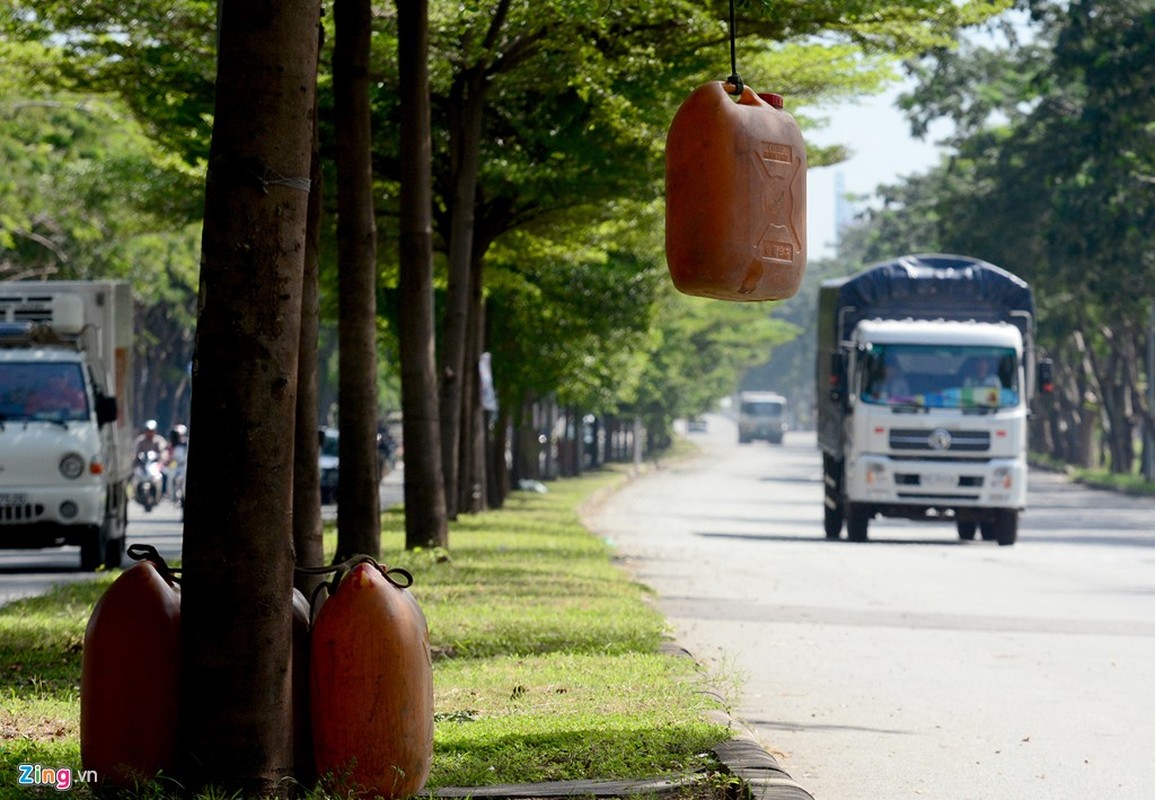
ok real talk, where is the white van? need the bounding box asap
[737,391,788,444]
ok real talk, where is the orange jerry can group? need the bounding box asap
[310,561,434,799]
[80,558,181,788]
[666,81,807,301]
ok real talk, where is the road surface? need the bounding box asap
[0,467,404,606]
[586,413,1155,800]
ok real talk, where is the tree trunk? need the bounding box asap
[294,55,325,598]
[333,0,381,561]
[438,67,486,520]
[180,1,319,794]
[490,404,510,508]
[397,0,448,549]
[458,256,487,513]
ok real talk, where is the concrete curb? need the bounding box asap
[430,724,815,800]
[712,724,815,800]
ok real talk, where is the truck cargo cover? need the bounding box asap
[826,254,1034,341]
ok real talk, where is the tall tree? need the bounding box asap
[397,0,449,549]
[333,0,382,560]
[294,26,326,596]
[179,0,320,794]
[436,0,513,518]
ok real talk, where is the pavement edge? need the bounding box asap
[708,710,816,800]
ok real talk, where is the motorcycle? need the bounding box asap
[133,450,163,512]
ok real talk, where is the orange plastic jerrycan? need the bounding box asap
[310,561,433,799]
[80,556,181,788]
[666,82,807,301]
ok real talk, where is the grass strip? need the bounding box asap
[0,465,732,797]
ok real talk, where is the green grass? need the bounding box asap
[0,465,733,798]
[1031,451,1155,497]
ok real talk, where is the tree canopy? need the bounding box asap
[835,0,1155,474]
[1,0,1015,485]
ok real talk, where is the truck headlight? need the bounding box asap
[59,453,85,480]
[992,467,1013,489]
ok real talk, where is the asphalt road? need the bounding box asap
[0,467,404,606]
[585,413,1155,800]
[0,496,185,605]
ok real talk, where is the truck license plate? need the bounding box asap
[0,493,28,507]
[924,474,955,488]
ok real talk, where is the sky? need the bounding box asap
[803,85,951,261]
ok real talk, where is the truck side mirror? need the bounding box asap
[828,352,847,404]
[1037,359,1054,394]
[95,395,118,426]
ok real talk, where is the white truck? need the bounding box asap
[816,255,1052,546]
[0,281,134,569]
[737,391,789,444]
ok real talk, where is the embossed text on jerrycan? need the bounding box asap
[665,82,807,301]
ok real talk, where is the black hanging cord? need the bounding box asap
[296,554,414,615]
[726,0,743,95]
[128,542,181,584]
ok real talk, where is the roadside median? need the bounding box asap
[0,463,811,799]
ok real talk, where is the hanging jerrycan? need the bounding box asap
[310,559,433,799]
[666,82,807,301]
[80,546,181,788]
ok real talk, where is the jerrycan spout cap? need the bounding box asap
[758,92,784,109]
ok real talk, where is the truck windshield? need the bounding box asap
[0,362,90,422]
[859,344,1019,410]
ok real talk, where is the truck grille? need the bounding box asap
[889,428,990,453]
[0,503,45,522]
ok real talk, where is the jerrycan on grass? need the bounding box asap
[310,560,433,799]
[80,553,181,788]
[666,82,807,301]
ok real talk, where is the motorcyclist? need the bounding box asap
[166,424,189,505]
[134,419,169,459]
[133,420,170,503]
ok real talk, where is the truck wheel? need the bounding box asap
[824,504,843,539]
[847,504,870,542]
[979,521,997,541]
[994,510,1018,546]
[80,526,104,572]
[957,520,977,541]
[823,455,844,539]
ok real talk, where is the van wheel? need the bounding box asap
[957,520,977,541]
[103,532,125,569]
[80,526,104,572]
[847,504,870,542]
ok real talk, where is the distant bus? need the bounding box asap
[737,391,789,444]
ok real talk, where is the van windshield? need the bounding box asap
[741,400,784,416]
[0,362,90,422]
[859,344,1019,410]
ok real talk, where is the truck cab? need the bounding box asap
[840,320,1028,544]
[0,284,132,570]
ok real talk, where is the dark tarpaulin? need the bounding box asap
[826,254,1035,341]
